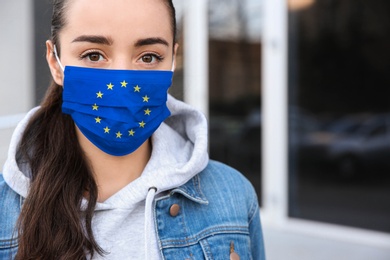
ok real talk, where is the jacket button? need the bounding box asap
[230,252,240,260]
[169,204,180,217]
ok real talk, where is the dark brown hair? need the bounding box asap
[15,0,177,259]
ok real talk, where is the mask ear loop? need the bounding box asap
[171,58,175,72]
[53,45,65,72]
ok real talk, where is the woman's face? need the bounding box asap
[47,0,177,85]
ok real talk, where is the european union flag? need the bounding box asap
[62,66,173,156]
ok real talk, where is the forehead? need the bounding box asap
[61,0,172,44]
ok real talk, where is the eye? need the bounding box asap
[142,54,153,63]
[80,50,105,62]
[87,53,104,62]
[140,53,163,64]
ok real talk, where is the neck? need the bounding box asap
[76,127,152,202]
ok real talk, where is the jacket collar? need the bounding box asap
[168,174,209,205]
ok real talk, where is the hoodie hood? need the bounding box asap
[2,95,209,205]
[2,107,39,198]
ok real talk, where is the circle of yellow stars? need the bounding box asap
[92,81,152,139]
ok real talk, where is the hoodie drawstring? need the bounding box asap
[145,187,157,259]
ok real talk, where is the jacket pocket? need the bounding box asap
[199,233,252,260]
[161,226,252,260]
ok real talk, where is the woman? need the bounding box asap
[0,0,265,259]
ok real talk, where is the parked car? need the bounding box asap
[328,114,390,178]
[298,114,390,179]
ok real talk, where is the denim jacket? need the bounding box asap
[0,174,20,259]
[0,161,265,259]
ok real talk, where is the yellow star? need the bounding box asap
[139,121,146,128]
[104,126,110,133]
[121,80,128,88]
[142,95,150,102]
[128,129,135,136]
[92,103,99,111]
[116,131,122,138]
[134,85,141,92]
[95,117,102,123]
[107,83,114,90]
[96,91,104,98]
[144,108,152,115]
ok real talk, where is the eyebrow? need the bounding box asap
[72,35,113,45]
[71,35,169,48]
[134,37,169,48]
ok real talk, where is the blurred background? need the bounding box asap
[1,0,390,259]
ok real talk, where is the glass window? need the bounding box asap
[288,0,390,232]
[208,0,262,203]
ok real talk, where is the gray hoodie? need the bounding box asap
[2,95,209,259]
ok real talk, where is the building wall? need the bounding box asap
[0,1,34,168]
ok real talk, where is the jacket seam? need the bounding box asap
[0,240,18,249]
[194,169,208,202]
[248,199,259,224]
[160,225,249,248]
[199,239,213,260]
[247,183,259,224]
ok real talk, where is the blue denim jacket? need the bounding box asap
[0,161,265,259]
[0,174,20,259]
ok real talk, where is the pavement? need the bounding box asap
[263,226,390,260]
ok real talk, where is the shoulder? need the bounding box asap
[199,160,258,197]
[197,160,259,214]
[0,173,22,204]
[0,174,22,210]
[0,173,22,223]
[0,174,21,251]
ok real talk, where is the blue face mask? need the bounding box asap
[54,46,173,156]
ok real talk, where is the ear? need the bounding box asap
[172,43,179,71]
[46,40,64,86]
